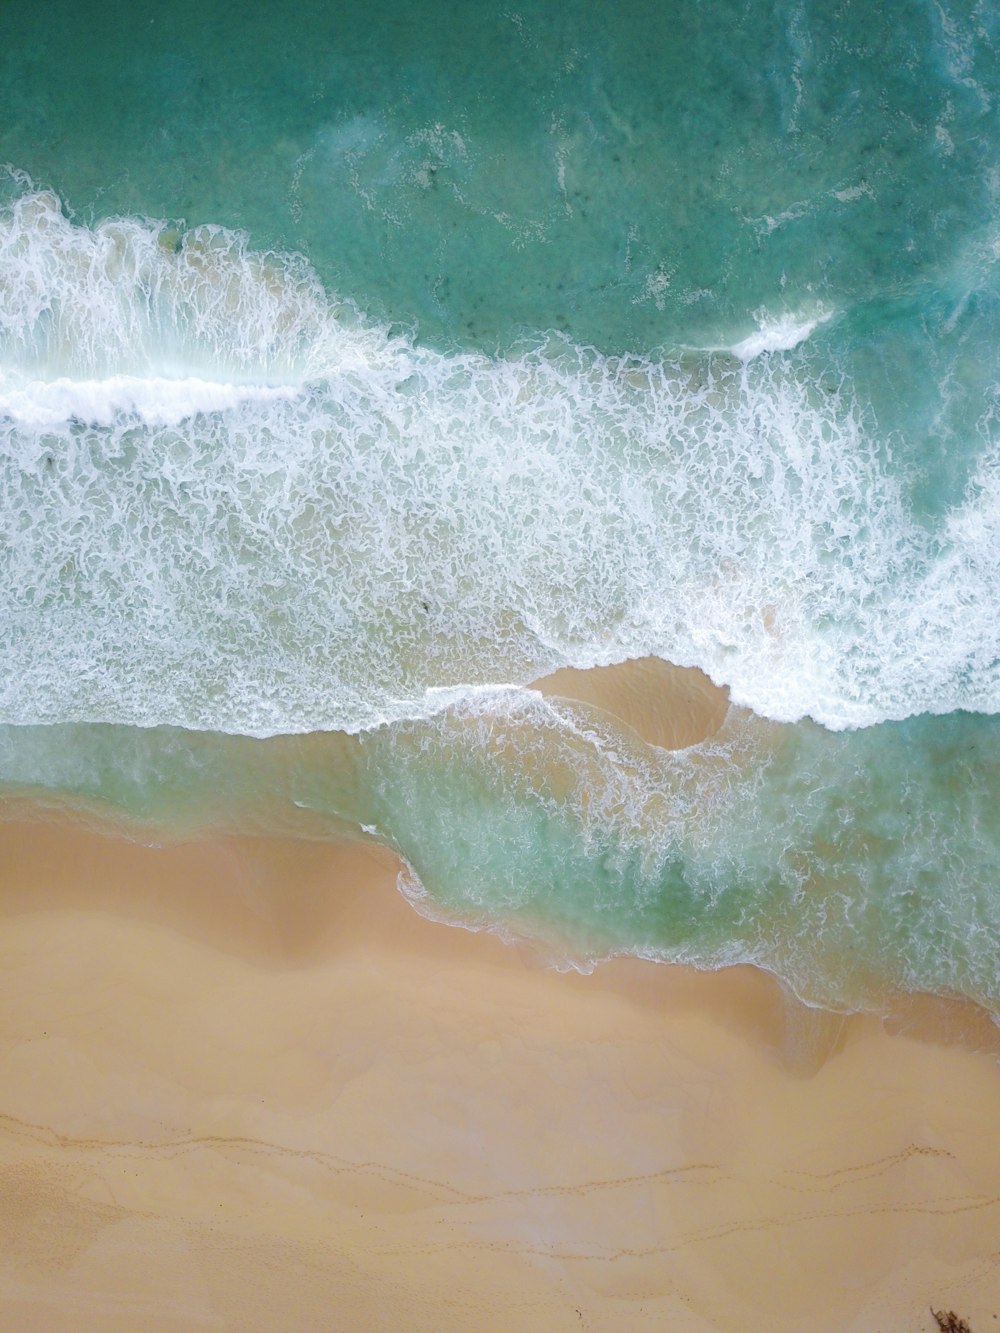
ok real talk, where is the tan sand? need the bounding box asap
[532,657,730,750]
[1,806,999,1332]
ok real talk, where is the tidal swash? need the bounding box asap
[2,0,1000,1012]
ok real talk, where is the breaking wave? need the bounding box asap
[1,179,999,734]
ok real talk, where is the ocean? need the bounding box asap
[1,0,999,1013]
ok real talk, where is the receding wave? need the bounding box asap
[2,177,999,734]
[4,694,1000,1014]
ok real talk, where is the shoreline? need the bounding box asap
[1,805,999,1329]
[531,656,731,751]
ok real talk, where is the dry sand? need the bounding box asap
[1,806,999,1332]
[1,662,998,1331]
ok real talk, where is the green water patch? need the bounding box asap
[1,0,996,352]
[358,700,1000,1011]
[3,699,999,1014]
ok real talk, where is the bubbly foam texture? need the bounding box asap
[0,184,392,382]
[1,182,998,734]
[0,373,299,428]
[728,309,832,360]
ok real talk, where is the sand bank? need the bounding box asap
[532,657,730,750]
[0,807,998,1332]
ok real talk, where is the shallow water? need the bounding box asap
[1,0,999,1013]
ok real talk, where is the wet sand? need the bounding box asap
[1,805,999,1332]
[533,656,731,751]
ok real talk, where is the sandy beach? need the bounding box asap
[1,800,999,1332]
[4,0,1000,1325]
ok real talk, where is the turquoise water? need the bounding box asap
[1,0,999,1011]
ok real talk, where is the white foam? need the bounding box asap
[729,309,831,359]
[0,181,395,384]
[0,373,300,427]
[1,179,998,736]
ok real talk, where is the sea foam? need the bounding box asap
[728,309,832,360]
[0,374,299,428]
[1,180,998,735]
